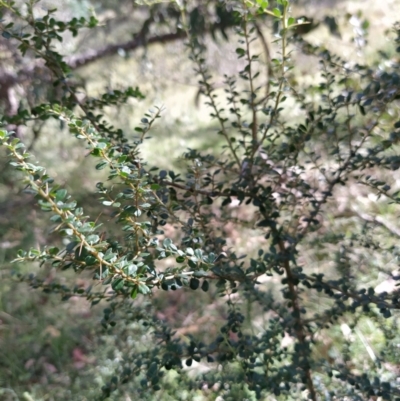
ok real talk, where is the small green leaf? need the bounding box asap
[190,278,200,290]
[163,238,172,248]
[66,241,79,253]
[138,282,150,295]
[48,247,59,255]
[130,286,138,299]
[96,161,108,170]
[88,16,98,27]
[87,234,100,244]
[256,0,269,8]
[111,278,124,291]
[95,141,107,149]
[125,264,137,275]
[273,8,281,17]
[235,48,246,58]
[55,189,68,201]
[85,255,97,266]
[103,251,116,261]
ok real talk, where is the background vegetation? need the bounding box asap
[0,0,400,400]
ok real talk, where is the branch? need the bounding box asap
[66,31,185,69]
[159,179,221,197]
[276,237,317,401]
[66,14,238,70]
[335,209,400,238]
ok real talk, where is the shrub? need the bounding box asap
[1,0,400,399]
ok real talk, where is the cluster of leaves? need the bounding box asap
[1,0,400,400]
